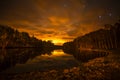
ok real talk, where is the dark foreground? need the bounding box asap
[0,50,120,80]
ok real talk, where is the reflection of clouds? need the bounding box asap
[26,50,73,64]
[51,50,68,56]
[25,50,78,71]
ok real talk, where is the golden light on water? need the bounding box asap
[39,50,68,57]
[52,50,66,56]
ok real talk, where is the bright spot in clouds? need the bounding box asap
[0,0,119,45]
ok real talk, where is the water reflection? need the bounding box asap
[26,50,71,64]
[63,49,109,63]
[0,48,109,73]
[51,50,68,56]
[0,48,54,72]
[0,49,79,73]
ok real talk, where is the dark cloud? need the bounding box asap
[0,0,120,44]
[62,37,74,40]
[39,30,55,35]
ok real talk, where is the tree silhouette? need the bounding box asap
[0,25,55,49]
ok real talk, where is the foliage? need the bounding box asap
[1,52,120,80]
[73,21,120,50]
[0,25,54,49]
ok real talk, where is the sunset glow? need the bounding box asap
[41,38,67,45]
[0,0,119,45]
[0,0,120,79]
[52,39,65,45]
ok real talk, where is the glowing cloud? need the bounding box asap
[0,0,119,44]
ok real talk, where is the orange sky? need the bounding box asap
[0,0,119,45]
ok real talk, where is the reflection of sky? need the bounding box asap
[0,0,120,44]
[44,49,68,56]
[26,50,72,64]
[3,50,79,73]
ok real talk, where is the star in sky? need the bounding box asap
[0,0,120,44]
[98,16,102,19]
[63,4,67,7]
[109,13,112,16]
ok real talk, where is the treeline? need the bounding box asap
[63,21,120,51]
[62,41,75,54]
[0,25,54,50]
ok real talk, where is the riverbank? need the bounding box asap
[1,50,120,80]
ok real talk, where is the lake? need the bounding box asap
[0,49,79,73]
[0,48,110,74]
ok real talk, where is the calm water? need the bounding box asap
[0,49,79,73]
[0,49,109,73]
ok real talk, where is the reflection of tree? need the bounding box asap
[0,25,58,72]
[73,50,109,63]
[62,45,109,63]
[62,41,75,54]
[0,48,53,72]
[0,49,6,64]
[62,21,120,65]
